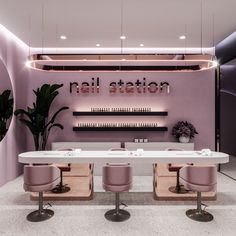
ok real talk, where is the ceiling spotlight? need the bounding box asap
[120,35,126,40]
[60,35,67,40]
[179,35,186,40]
[96,43,100,47]
[140,43,144,47]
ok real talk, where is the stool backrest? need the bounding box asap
[103,165,132,186]
[24,165,60,186]
[180,165,217,186]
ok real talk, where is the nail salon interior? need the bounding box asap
[1,0,236,235]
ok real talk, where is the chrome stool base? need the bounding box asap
[168,186,188,194]
[186,209,213,222]
[105,209,130,222]
[27,209,54,222]
[51,186,70,194]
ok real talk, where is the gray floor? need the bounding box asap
[220,156,236,180]
[0,173,236,236]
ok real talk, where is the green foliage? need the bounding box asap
[14,84,69,150]
[0,90,13,141]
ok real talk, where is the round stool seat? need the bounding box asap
[103,183,132,192]
[55,164,71,172]
[168,164,186,172]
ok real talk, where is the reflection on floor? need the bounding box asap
[220,155,236,179]
[0,173,236,236]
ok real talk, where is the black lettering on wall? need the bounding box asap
[109,82,117,93]
[81,82,90,93]
[125,82,134,93]
[70,82,79,93]
[160,82,170,94]
[148,82,158,93]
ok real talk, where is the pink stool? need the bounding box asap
[179,165,217,222]
[103,163,132,222]
[52,148,72,194]
[24,165,60,222]
[167,148,192,194]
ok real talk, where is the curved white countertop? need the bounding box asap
[18,150,229,165]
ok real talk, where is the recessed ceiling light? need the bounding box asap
[179,35,186,40]
[120,35,126,40]
[140,43,144,47]
[96,43,100,47]
[60,35,67,40]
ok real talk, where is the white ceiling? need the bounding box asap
[0,0,236,49]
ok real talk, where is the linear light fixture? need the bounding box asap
[25,54,218,72]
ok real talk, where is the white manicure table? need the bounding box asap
[18,150,229,165]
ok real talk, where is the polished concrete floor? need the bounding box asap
[0,173,236,236]
[220,156,236,180]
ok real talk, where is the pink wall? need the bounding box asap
[0,27,29,186]
[0,26,215,186]
[0,60,11,92]
[27,69,215,150]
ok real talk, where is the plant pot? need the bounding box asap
[179,136,190,143]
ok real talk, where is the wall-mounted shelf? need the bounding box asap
[73,127,168,131]
[73,111,168,116]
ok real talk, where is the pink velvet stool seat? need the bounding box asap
[103,163,132,222]
[179,165,217,222]
[52,148,72,194]
[24,165,60,222]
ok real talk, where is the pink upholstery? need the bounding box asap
[103,183,131,192]
[179,166,217,192]
[24,165,60,192]
[54,164,71,172]
[103,164,132,192]
[168,164,187,172]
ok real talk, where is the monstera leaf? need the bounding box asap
[0,90,13,141]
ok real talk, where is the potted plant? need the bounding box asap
[0,90,13,141]
[14,84,69,150]
[172,121,198,143]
